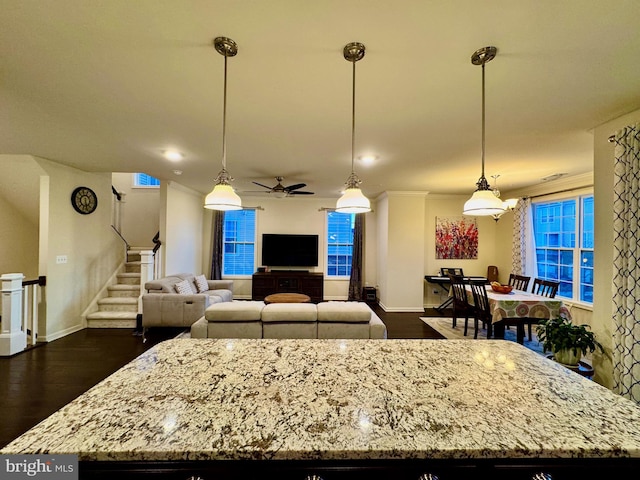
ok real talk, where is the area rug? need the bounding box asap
[421,317,544,355]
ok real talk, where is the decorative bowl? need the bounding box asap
[491,284,513,294]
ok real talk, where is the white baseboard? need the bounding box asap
[39,323,85,343]
[378,302,425,313]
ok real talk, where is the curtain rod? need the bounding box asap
[526,185,593,200]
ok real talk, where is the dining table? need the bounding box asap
[465,284,572,343]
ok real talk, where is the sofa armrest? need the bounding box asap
[207,280,233,293]
[142,293,208,327]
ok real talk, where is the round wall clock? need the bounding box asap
[71,186,98,214]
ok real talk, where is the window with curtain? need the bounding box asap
[133,173,160,187]
[532,194,594,303]
[223,209,255,276]
[327,211,355,277]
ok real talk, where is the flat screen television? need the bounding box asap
[262,234,319,267]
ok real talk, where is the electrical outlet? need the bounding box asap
[56,255,68,264]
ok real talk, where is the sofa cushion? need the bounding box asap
[261,303,317,323]
[205,301,265,322]
[317,301,371,323]
[194,274,209,293]
[175,279,195,295]
[209,289,232,303]
[145,276,183,293]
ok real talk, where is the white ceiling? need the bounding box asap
[1,1,639,200]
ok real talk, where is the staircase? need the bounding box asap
[85,250,146,328]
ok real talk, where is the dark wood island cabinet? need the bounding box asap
[252,271,323,302]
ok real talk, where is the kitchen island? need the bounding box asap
[3,338,640,479]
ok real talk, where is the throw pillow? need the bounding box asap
[194,274,209,293]
[174,279,195,295]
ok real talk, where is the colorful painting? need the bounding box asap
[435,216,478,259]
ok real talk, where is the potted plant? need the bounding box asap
[536,317,604,367]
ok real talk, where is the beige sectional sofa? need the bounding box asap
[142,273,233,329]
[190,300,387,339]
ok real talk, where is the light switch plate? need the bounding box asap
[56,255,68,264]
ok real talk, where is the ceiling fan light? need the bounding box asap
[463,189,506,216]
[336,186,371,214]
[204,183,242,211]
[272,191,287,199]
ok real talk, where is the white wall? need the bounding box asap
[593,108,640,388]
[35,157,121,341]
[112,173,160,247]
[161,181,204,276]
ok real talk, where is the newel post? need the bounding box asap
[0,273,26,356]
[138,250,154,312]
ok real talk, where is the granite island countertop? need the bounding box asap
[3,338,640,463]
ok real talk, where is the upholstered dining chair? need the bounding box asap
[448,274,474,335]
[508,273,531,292]
[469,280,493,339]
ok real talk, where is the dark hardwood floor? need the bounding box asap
[0,305,445,448]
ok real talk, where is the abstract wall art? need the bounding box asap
[435,216,478,259]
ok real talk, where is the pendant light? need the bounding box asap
[463,46,505,217]
[335,42,371,214]
[490,174,519,222]
[204,36,242,211]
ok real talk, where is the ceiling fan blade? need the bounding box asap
[289,191,314,195]
[252,181,274,190]
[285,183,306,191]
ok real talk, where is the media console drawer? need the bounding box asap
[252,271,323,302]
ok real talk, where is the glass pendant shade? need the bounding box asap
[204,181,242,211]
[336,186,371,213]
[336,42,371,214]
[204,37,241,211]
[463,189,506,216]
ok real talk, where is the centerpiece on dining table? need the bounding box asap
[490,281,513,294]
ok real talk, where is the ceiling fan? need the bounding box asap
[251,177,314,198]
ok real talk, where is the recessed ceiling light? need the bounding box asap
[163,150,184,161]
[173,170,183,176]
[358,155,377,166]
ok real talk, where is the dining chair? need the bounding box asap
[532,278,559,298]
[469,280,493,339]
[525,278,560,341]
[508,273,531,292]
[448,274,474,335]
[487,265,499,283]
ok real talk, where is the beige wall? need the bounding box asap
[35,157,121,341]
[422,193,502,307]
[0,189,39,278]
[379,192,428,311]
[0,155,44,279]
[218,196,377,300]
[161,181,205,276]
[593,108,640,388]
[112,173,160,247]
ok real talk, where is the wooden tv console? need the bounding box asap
[252,271,323,303]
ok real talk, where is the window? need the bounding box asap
[222,209,256,276]
[532,194,594,303]
[133,173,160,187]
[327,211,355,277]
